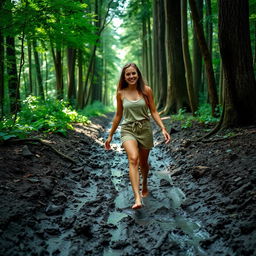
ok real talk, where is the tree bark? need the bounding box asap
[163,0,189,114]
[218,0,256,127]
[51,45,63,100]
[0,31,4,117]
[27,39,33,95]
[181,0,197,115]
[67,47,77,105]
[32,39,44,100]
[192,0,203,104]
[6,36,19,113]
[156,0,167,110]
[77,49,84,109]
[189,0,218,116]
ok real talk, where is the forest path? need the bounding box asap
[1,114,255,255]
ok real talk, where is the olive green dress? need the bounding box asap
[121,97,154,149]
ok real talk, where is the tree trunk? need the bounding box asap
[163,0,189,114]
[152,0,160,99]
[67,47,77,105]
[156,0,167,110]
[142,0,149,81]
[51,45,64,100]
[27,39,33,95]
[189,0,218,116]
[76,49,84,109]
[6,36,19,113]
[192,0,203,104]
[147,15,153,89]
[0,31,4,117]
[181,0,197,115]
[218,0,256,127]
[32,39,44,100]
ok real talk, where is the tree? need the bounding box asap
[181,0,197,114]
[163,0,189,114]
[218,0,256,127]
[189,0,218,116]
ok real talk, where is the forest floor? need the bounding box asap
[0,113,255,256]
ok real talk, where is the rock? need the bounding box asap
[22,145,33,157]
[44,227,60,235]
[41,178,55,194]
[191,166,210,179]
[45,203,64,216]
[74,220,92,238]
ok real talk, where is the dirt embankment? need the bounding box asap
[0,114,255,256]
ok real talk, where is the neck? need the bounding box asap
[127,84,137,90]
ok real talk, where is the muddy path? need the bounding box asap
[0,114,255,255]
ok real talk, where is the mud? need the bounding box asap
[0,114,255,256]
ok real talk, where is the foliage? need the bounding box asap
[79,101,114,117]
[171,104,221,129]
[0,96,89,141]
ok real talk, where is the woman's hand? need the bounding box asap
[162,128,171,144]
[104,135,112,150]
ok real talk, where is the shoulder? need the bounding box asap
[144,85,153,96]
[117,90,124,100]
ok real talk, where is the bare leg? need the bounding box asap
[123,140,142,209]
[139,147,150,197]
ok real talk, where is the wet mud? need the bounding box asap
[0,114,255,255]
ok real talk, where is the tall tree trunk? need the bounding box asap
[32,39,44,100]
[218,0,256,127]
[163,0,189,114]
[181,0,197,115]
[77,49,84,109]
[27,39,33,95]
[156,0,167,110]
[6,36,19,113]
[192,0,203,104]
[147,15,153,89]
[152,0,159,99]
[189,0,218,116]
[218,59,224,105]
[51,45,63,100]
[0,31,4,117]
[67,47,77,105]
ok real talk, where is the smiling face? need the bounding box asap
[124,66,139,86]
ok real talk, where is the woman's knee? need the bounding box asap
[128,155,139,166]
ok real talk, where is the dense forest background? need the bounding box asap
[0,0,256,138]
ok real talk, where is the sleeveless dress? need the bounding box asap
[121,97,154,149]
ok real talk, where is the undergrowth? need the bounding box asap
[171,104,221,129]
[79,101,114,117]
[0,96,90,140]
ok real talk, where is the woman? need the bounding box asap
[105,63,170,209]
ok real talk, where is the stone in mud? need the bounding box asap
[41,177,55,194]
[45,203,65,216]
[191,165,210,179]
[22,145,33,157]
[71,166,84,174]
[52,192,67,203]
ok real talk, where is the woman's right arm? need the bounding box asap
[104,91,123,150]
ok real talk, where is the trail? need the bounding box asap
[2,115,251,255]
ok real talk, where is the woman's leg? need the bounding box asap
[122,140,141,209]
[139,148,150,197]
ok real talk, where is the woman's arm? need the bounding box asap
[105,91,123,150]
[145,86,171,144]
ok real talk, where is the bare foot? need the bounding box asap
[132,197,142,209]
[132,203,142,209]
[141,190,149,198]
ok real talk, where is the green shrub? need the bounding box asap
[0,96,89,140]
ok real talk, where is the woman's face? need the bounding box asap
[124,66,139,86]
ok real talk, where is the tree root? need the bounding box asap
[2,138,77,164]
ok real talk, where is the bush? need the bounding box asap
[79,101,114,117]
[0,96,89,140]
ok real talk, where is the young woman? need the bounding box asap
[105,63,170,209]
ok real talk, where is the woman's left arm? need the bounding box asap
[146,86,171,144]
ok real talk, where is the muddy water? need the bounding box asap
[1,122,210,256]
